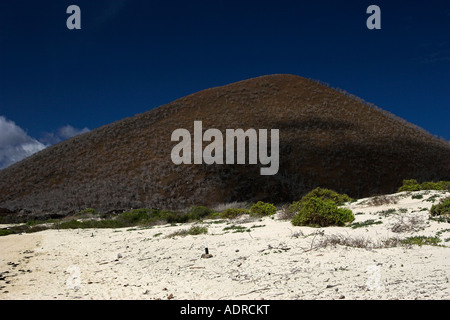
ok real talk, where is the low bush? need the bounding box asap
[398,179,450,192]
[58,219,127,229]
[300,187,353,205]
[220,208,250,219]
[421,181,450,190]
[250,201,277,217]
[398,179,421,192]
[377,208,397,217]
[0,229,13,236]
[167,226,208,238]
[430,197,450,216]
[287,187,353,217]
[291,197,355,227]
[116,208,192,225]
[116,209,156,224]
[186,206,216,220]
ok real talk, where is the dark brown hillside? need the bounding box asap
[1,74,449,216]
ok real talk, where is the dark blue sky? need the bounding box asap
[1,0,449,142]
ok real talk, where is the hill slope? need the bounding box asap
[1,74,449,216]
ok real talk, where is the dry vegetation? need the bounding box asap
[0,74,449,218]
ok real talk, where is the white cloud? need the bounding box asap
[0,116,47,169]
[0,116,90,170]
[39,125,90,145]
[58,125,90,140]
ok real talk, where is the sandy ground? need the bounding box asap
[1,190,449,300]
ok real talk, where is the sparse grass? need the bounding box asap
[430,216,450,223]
[250,224,265,229]
[391,214,426,233]
[366,194,400,206]
[425,194,441,203]
[204,219,227,225]
[167,226,208,238]
[2,223,50,235]
[312,234,441,250]
[223,225,249,233]
[435,228,450,238]
[377,208,397,217]
[25,218,61,226]
[58,219,127,229]
[348,219,383,229]
[223,223,265,233]
[400,236,441,247]
[313,234,400,250]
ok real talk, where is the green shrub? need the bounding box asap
[287,187,352,218]
[398,179,450,192]
[0,229,13,236]
[300,187,353,206]
[187,206,216,220]
[117,209,156,224]
[421,181,450,190]
[398,179,421,192]
[438,181,450,190]
[412,194,423,199]
[220,208,250,219]
[165,211,190,224]
[430,197,450,216]
[291,197,355,227]
[250,201,277,217]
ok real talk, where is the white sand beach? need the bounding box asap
[1,191,449,300]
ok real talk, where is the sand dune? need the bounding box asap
[1,190,449,300]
